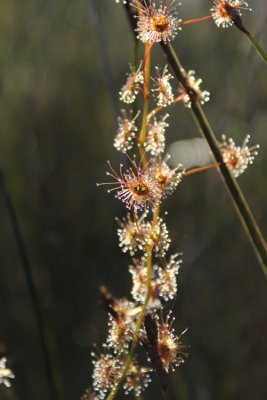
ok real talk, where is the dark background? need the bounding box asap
[0,0,266,399]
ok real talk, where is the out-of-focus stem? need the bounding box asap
[161,389,170,400]
[0,169,59,400]
[90,0,118,117]
[161,43,267,276]
[244,31,267,66]
[233,17,267,67]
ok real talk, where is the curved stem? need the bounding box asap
[232,17,267,67]
[161,43,267,277]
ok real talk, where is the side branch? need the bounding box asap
[179,15,212,26]
[160,43,267,276]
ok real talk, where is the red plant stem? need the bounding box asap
[148,95,184,120]
[185,163,221,176]
[179,15,212,26]
[139,43,153,165]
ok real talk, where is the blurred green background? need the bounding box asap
[0,0,266,399]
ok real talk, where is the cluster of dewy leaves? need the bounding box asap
[91,8,192,400]
[84,292,151,399]
[114,0,258,172]
[113,0,253,155]
[114,62,210,154]
[92,155,186,398]
[219,134,259,178]
[101,156,184,213]
[210,0,251,28]
[112,1,257,178]
[92,4,191,397]
[86,290,187,399]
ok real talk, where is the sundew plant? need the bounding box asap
[80,1,267,399]
[0,1,266,400]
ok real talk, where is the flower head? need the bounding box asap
[117,213,146,255]
[106,298,140,352]
[132,0,182,44]
[156,253,182,301]
[156,312,187,372]
[92,353,123,399]
[219,134,259,177]
[117,213,170,257]
[211,0,251,28]
[97,158,162,212]
[150,156,184,197]
[129,257,161,303]
[179,70,210,108]
[119,63,144,104]
[124,363,151,395]
[114,110,139,152]
[0,358,15,388]
[129,257,149,302]
[142,217,171,256]
[145,114,168,155]
[130,254,181,303]
[152,66,174,107]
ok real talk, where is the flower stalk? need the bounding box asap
[106,39,162,400]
